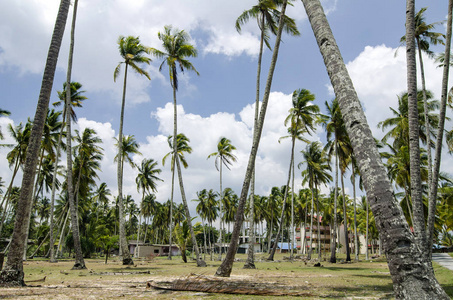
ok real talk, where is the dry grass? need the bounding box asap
[0,253,451,299]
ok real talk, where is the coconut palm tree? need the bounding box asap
[162,133,206,266]
[207,137,237,261]
[114,35,151,265]
[151,26,204,266]
[216,0,289,278]
[0,0,71,286]
[283,89,320,259]
[323,98,351,263]
[300,0,448,297]
[428,0,453,264]
[399,7,445,210]
[49,81,87,263]
[194,189,209,259]
[135,158,162,251]
[300,142,332,261]
[236,0,299,269]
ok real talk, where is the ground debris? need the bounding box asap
[91,270,151,276]
[146,273,311,296]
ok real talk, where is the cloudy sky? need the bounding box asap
[0,0,451,219]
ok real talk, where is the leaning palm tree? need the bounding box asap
[113,35,151,265]
[236,0,299,269]
[207,137,237,261]
[216,0,289,277]
[135,158,162,252]
[0,0,71,286]
[162,133,206,266]
[300,0,448,297]
[151,26,205,267]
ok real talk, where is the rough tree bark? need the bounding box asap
[300,0,448,298]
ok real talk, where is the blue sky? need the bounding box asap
[0,0,451,218]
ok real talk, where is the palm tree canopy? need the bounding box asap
[299,141,332,189]
[235,0,300,50]
[207,137,238,171]
[400,7,445,57]
[114,36,152,82]
[378,90,440,149]
[150,25,199,90]
[55,82,87,122]
[162,133,192,169]
[136,158,163,195]
[114,135,142,168]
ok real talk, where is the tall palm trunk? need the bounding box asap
[330,144,338,263]
[352,172,359,261]
[427,0,453,264]
[0,0,71,286]
[365,197,369,260]
[290,139,295,259]
[244,12,265,269]
[216,0,288,277]
[218,160,223,261]
[300,0,448,297]
[316,186,321,261]
[117,63,133,265]
[340,174,351,262]
[49,108,66,263]
[168,78,177,261]
[268,140,293,261]
[175,157,206,267]
[65,0,85,270]
[405,0,427,255]
[308,183,314,260]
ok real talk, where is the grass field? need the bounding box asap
[1,252,452,299]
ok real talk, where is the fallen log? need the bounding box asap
[147,273,311,296]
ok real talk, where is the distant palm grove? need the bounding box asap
[0,0,452,298]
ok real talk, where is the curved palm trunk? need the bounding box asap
[117,63,133,265]
[175,157,206,267]
[215,0,288,277]
[301,0,448,297]
[427,0,453,265]
[330,144,338,263]
[0,0,71,286]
